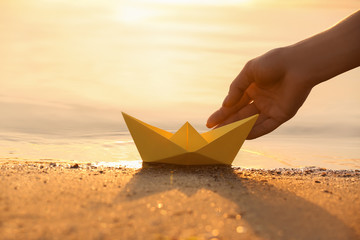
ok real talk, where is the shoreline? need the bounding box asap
[1,161,359,240]
[2,159,359,174]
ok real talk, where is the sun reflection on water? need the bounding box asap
[240,149,293,167]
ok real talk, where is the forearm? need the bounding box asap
[285,10,360,87]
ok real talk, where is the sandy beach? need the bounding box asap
[1,1,360,240]
[0,161,359,240]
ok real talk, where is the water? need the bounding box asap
[0,132,359,170]
[0,1,359,169]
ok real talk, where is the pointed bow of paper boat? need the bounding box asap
[122,112,258,165]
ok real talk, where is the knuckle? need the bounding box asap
[244,59,253,69]
[229,81,238,91]
[277,111,293,122]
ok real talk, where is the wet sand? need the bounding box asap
[0,161,359,240]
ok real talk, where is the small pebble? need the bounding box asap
[323,190,332,194]
[70,164,79,169]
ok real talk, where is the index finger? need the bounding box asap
[223,61,254,107]
[207,92,251,128]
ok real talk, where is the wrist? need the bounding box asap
[272,45,318,91]
[284,11,360,88]
[282,44,320,89]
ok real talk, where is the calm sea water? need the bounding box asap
[0,131,359,170]
[0,1,359,169]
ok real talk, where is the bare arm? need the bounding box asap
[207,10,360,139]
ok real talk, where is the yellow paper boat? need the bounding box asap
[122,112,258,165]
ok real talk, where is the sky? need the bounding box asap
[0,0,359,137]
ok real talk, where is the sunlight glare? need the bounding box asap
[134,0,251,5]
[115,0,251,23]
[115,5,157,23]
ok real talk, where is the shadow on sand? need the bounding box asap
[116,163,357,240]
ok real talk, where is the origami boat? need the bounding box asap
[122,112,258,165]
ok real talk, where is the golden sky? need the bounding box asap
[0,0,359,135]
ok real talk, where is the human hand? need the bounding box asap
[206,48,313,139]
[207,10,360,140]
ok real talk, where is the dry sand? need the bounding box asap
[0,161,359,240]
